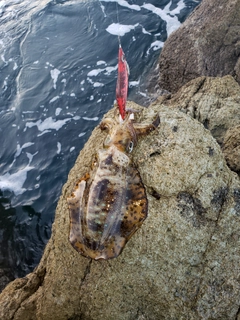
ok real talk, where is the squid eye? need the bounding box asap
[128,141,134,153]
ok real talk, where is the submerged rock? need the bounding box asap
[1,88,240,319]
[158,0,240,93]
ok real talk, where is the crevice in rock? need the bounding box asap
[77,259,93,319]
[211,187,229,213]
[11,267,46,320]
[177,192,207,228]
[191,186,230,311]
[81,259,92,288]
[194,77,206,96]
[191,78,206,120]
[149,188,161,200]
[68,315,82,320]
[203,187,229,252]
[178,77,206,117]
[233,189,240,213]
[149,150,161,157]
[203,118,209,129]
[235,304,240,320]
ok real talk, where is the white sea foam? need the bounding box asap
[99,2,107,17]
[142,3,181,37]
[70,146,75,152]
[0,165,33,195]
[87,77,94,84]
[49,96,60,103]
[87,65,117,77]
[46,61,54,67]
[100,0,141,11]
[129,80,140,87]
[106,23,139,36]
[78,132,86,137]
[93,82,104,87]
[82,117,99,121]
[55,108,62,116]
[164,0,185,15]
[141,27,151,35]
[14,142,34,158]
[37,130,51,137]
[0,151,37,196]
[57,142,61,154]
[13,62,18,70]
[87,69,103,77]
[1,54,8,64]
[147,40,164,55]
[25,117,72,132]
[22,110,35,114]
[96,60,106,66]
[26,151,37,164]
[3,78,8,92]
[50,68,60,89]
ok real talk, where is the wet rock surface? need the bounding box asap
[0,96,240,319]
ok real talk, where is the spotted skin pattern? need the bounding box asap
[67,112,160,260]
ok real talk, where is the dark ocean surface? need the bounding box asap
[0,0,201,280]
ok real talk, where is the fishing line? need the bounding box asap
[96,0,129,121]
[96,0,122,46]
[115,1,121,46]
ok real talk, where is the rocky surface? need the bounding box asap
[158,76,240,147]
[223,125,240,174]
[157,75,240,177]
[1,84,240,319]
[0,268,14,294]
[158,0,240,93]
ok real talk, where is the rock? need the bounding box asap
[158,0,240,93]
[158,76,240,147]
[223,125,240,173]
[1,96,240,319]
[0,268,14,293]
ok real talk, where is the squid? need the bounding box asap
[67,111,160,260]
